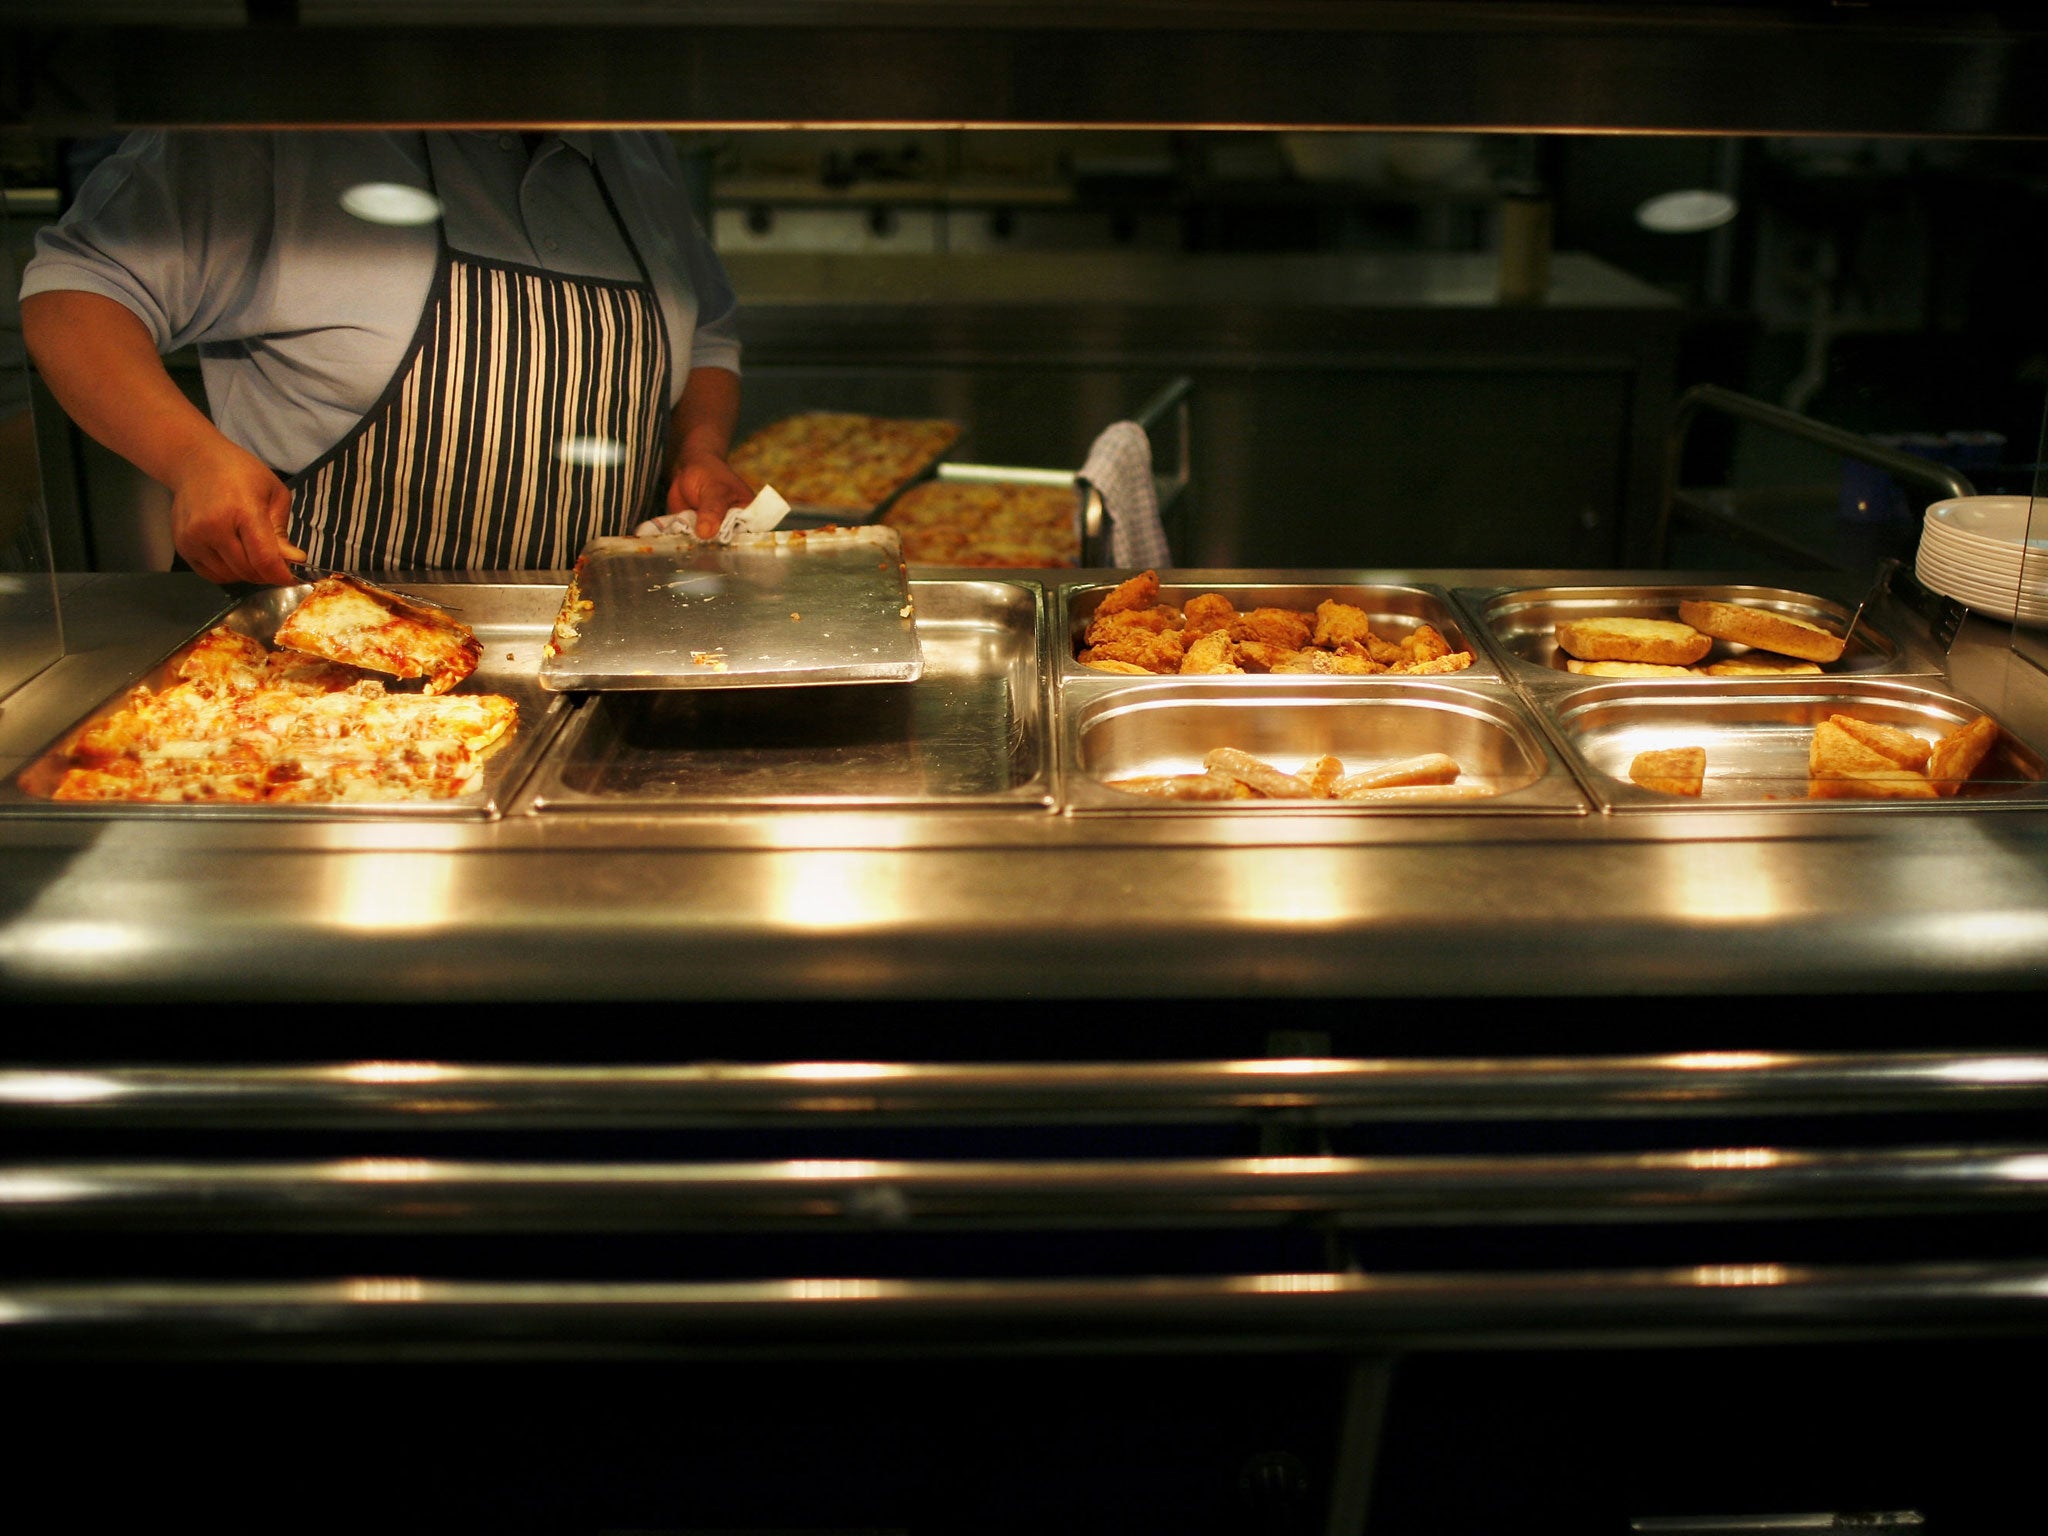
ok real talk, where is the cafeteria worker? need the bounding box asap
[20,130,750,586]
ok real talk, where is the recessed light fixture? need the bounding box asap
[1635,188,1738,234]
[339,182,443,227]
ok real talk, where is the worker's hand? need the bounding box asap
[666,448,755,542]
[167,439,299,586]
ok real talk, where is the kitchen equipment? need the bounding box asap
[538,526,923,692]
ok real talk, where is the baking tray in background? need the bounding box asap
[735,412,965,529]
[1061,678,1588,814]
[1060,576,1498,684]
[523,579,1052,812]
[1453,581,1931,688]
[1542,677,2045,812]
[1,583,570,819]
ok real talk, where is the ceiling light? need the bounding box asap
[339,182,443,227]
[1635,188,1738,233]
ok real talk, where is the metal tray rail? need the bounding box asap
[522,578,1054,811]
[1540,676,2048,813]
[9,1144,2047,1233]
[7,1049,2043,1127]
[1059,575,1501,687]
[8,1047,2048,1362]
[1452,580,1936,691]
[1059,678,1589,814]
[8,1263,2047,1359]
[0,583,573,821]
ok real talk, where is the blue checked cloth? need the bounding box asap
[1079,421,1171,568]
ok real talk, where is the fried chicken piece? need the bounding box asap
[1389,651,1474,676]
[1324,651,1389,675]
[1181,592,1238,640]
[1093,570,1160,618]
[1312,601,1375,650]
[1362,633,1407,667]
[1085,603,1181,646]
[1272,650,1337,675]
[1229,607,1315,651]
[1232,641,1298,674]
[1179,630,1243,675]
[1079,625,1187,674]
[1080,658,1157,675]
[1398,624,1455,665]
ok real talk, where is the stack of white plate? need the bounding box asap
[1916,495,2048,625]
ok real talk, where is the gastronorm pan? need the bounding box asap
[1,583,571,820]
[1541,677,2045,812]
[1062,680,1588,813]
[1060,575,1497,684]
[523,579,1052,811]
[1453,581,1932,688]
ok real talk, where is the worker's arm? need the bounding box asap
[21,289,297,585]
[663,364,750,540]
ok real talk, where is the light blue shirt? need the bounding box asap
[21,129,741,475]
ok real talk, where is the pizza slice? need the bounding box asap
[274,575,481,695]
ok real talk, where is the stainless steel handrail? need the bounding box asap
[5,1262,2045,1358]
[1654,382,1978,566]
[6,1145,2046,1230]
[5,1051,2042,1127]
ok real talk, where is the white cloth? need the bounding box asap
[1079,420,1171,568]
[635,485,790,543]
[21,129,741,475]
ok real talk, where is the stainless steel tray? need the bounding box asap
[539,528,922,692]
[523,579,1052,811]
[1541,677,2046,812]
[1061,679,1588,814]
[1453,580,1930,687]
[1060,575,1497,684]
[1,583,570,820]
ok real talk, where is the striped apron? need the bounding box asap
[289,138,672,572]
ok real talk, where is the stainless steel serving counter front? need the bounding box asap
[5,568,2048,1005]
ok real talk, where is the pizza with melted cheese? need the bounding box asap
[883,479,1080,566]
[729,412,962,513]
[274,575,482,695]
[44,624,517,805]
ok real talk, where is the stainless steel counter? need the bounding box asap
[5,570,2048,1004]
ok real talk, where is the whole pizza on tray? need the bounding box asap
[883,479,1081,567]
[728,412,962,514]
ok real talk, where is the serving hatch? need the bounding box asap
[539,526,923,692]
